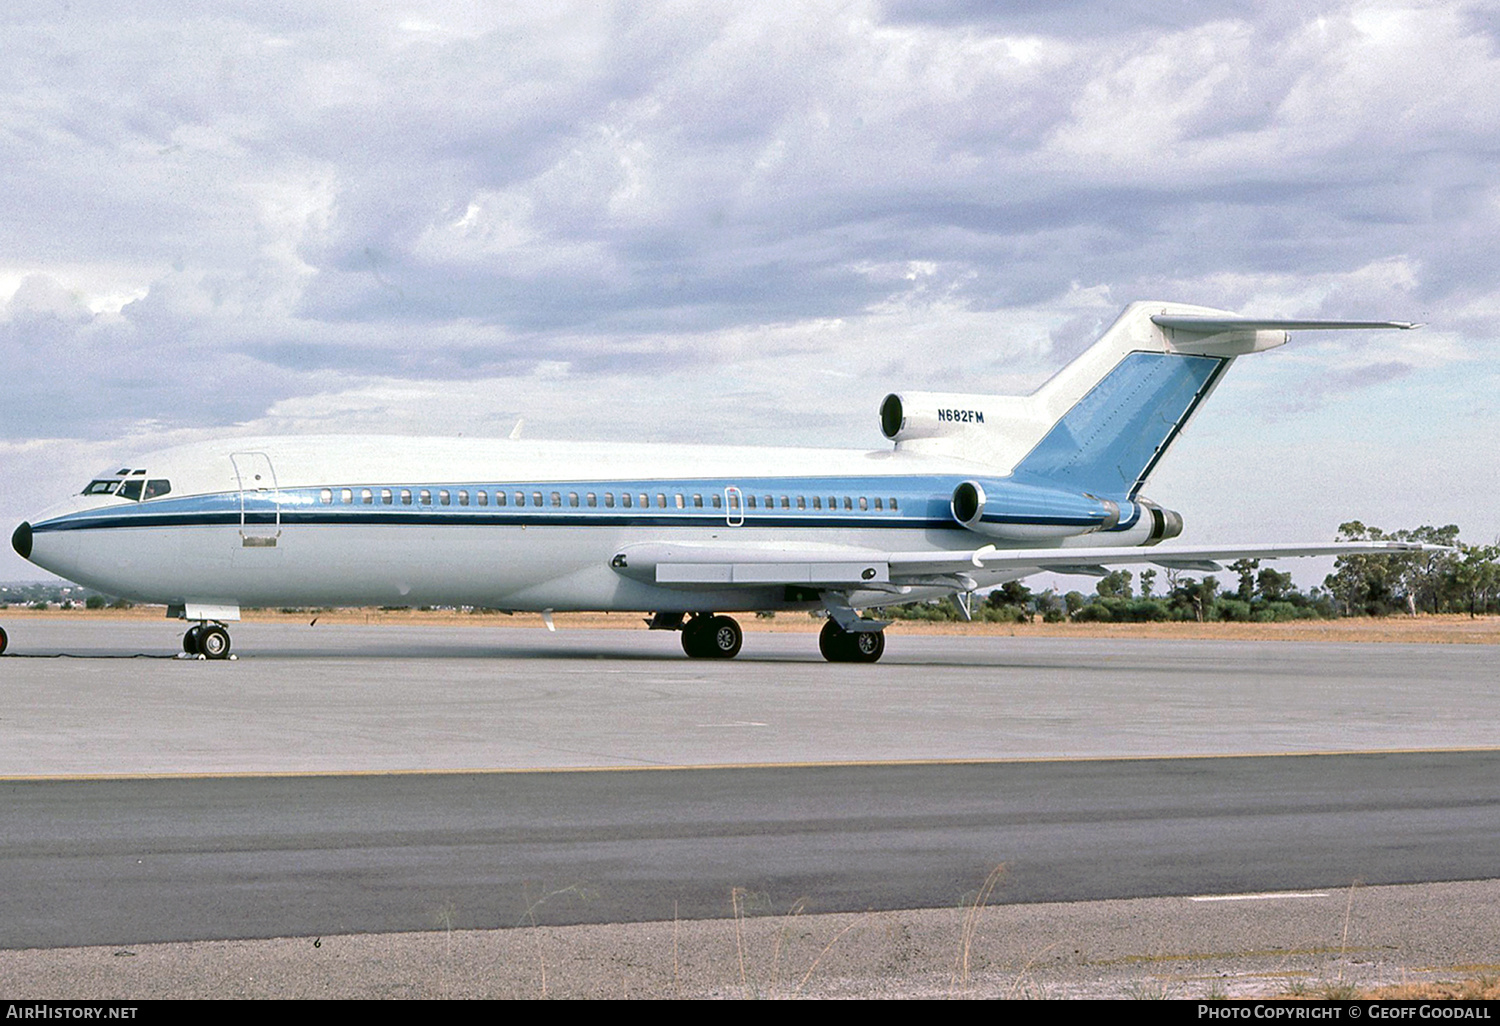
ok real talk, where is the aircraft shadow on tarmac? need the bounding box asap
[0,643,1151,671]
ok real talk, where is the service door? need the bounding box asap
[230,451,281,547]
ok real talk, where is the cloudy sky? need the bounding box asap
[3,0,1497,586]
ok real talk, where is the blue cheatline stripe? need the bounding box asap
[35,475,929,531]
[32,474,1112,534]
[32,475,920,533]
[1013,352,1226,500]
[35,507,1091,532]
[33,510,962,532]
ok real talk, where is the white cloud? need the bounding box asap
[3,1,1500,578]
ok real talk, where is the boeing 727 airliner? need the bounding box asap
[6,301,1440,662]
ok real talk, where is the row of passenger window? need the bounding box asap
[317,487,900,512]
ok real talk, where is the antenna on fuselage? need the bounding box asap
[509,417,524,440]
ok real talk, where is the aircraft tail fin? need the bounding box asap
[1008,303,1416,498]
[880,301,1416,499]
[1009,302,1415,499]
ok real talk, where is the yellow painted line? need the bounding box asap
[1187,891,1330,902]
[1417,963,1500,974]
[1091,946,1386,966]
[2,745,1499,783]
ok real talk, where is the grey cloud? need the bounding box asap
[1268,359,1417,416]
[2,1,1499,450]
[1326,361,1417,390]
[879,0,1271,37]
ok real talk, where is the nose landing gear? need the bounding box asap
[680,613,743,659]
[183,623,232,659]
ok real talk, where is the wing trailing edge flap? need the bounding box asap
[611,539,1450,589]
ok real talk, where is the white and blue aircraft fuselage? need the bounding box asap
[7,302,1437,661]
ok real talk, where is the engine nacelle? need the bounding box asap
[1125,498,1184,546]
[879,391,1056,467]
[880,392,1004,442]
[1093,497,1185,547]
[947,479,1185,545]
[949,479,1121,542]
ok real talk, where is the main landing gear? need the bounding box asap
[819,619,885,663]
[0,624,8,656]
[183,622,232,660]
[649,610,886,662]
[680,613,743,659]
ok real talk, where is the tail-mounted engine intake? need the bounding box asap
[879,390,1051,467]
[881,392,1000,442]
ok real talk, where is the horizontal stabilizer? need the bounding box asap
[1151,315,1419,333]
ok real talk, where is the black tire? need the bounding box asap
[199,625,231,660]
[820,620,884,663]
[183,625,203,655]
[0,625,8,656]
[706,615,742,658]
[819,620,851,662]
[681,616,709,658]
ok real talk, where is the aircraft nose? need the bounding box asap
[11,521,31,560]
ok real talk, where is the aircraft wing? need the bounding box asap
[891,540,1446,577]
[612,539,1447,588]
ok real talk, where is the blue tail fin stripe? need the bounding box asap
[1013,351,1225,499]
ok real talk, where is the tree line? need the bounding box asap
[880,522,1500,623]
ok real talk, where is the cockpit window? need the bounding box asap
[86,476,172,501]
[84,470,167,499]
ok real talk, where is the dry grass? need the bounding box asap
[1277,976,1500,1000]
[7,604,1500,644]
[951,864,1006,997]
[1359,978,1500,999]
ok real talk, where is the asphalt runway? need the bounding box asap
[1,618,1498,975]
[4,751,1500,950]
